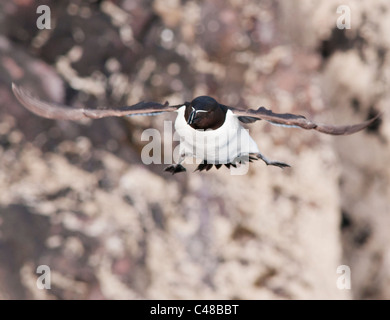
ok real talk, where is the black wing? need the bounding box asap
[230,105,381,135]
[12,83,182,120]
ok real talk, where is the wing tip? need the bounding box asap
[11,82,21,97]
[11,82,28,107]
[12,82,32,105]
[315,112,383,135]
[365,111,383,130]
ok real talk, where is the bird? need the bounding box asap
[12,83,379,174]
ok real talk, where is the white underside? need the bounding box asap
[174,107,260,164]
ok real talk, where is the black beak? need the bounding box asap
[187,110,196,125]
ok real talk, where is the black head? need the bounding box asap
[185,96,227,130]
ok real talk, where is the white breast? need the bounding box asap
[174,107,260,164]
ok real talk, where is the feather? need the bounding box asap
[12,83,180,120]
[229,105,381,136]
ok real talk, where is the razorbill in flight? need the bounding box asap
[12,83,379,174]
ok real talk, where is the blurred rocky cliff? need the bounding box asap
[0,0,389,299]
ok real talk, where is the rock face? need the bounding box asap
[0,0,387,299]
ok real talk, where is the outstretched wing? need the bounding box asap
[230,105,381,135]
[12,83,182,120]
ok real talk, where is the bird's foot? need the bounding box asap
[266,161,291,169]
[164,164,187,174]
[256,153,291,169]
